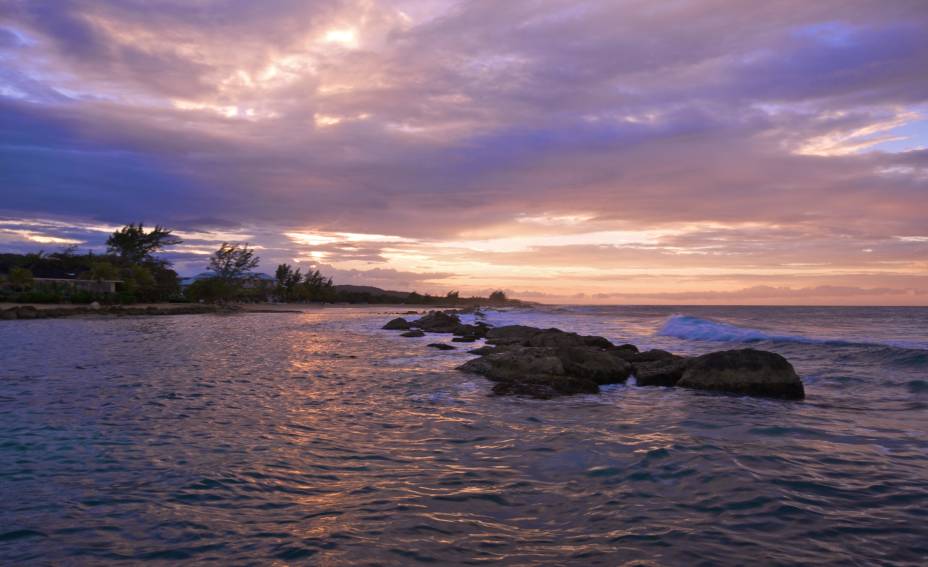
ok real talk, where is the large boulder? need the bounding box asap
[411,311,461,333]
[383,317,411,330]
[677,348,804,399]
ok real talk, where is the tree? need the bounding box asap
[446,290,460,300]
[299,269,335,302]
[8,266,34,291]
[122,265,156,300]
[275,263,302,301]
[185,278,233,303]
[208,242,260,281]
[84,261,119,282]
[489,290,507,303]
[106,223,182,264]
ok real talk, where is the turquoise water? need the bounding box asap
[1,306,926,565]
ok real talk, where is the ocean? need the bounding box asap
[1,305,926,565]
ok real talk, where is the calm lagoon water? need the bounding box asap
[1,305,926,565]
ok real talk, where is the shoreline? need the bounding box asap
[0,302,477,320]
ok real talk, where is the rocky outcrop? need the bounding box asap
[383,317,411,330]
[677,348,805,399]
[382,316,807,401]
[400,329,425,337]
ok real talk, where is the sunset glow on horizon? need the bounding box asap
[1,1,927,304]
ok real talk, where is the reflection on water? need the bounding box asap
[1,306,926,565]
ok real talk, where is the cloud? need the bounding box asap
[0,0,926,303]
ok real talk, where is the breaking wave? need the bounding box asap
[657,315,927,353]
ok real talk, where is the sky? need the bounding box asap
[1,0,927,305]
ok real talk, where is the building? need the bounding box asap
[33,277,121,294]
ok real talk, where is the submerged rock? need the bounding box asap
[383,317,411,330]
[677,348,804,399]
[428,343,456,350]
[400,329,425,337]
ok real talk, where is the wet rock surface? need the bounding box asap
[677,348,805,399]
[383,317,411,330]
[382,316,806,400]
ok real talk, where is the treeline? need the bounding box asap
[1,222,525,306]
[273,264,336,302]
[334,289,515,306]
[0,224,181,304]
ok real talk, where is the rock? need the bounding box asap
[525,329,593,348]
[400,330,425,337]
[453,322,491,339]
[457,345,630,398]
[452,324,478,337]
[485,325,540,344]
[467,346,498,355]
[613,348,675,362]
[0,308,17,320]
[15,306,39,319]
[491,375,598,399]
[677,348,804,399]
[451,336,477,343]
[428,343,456,350]
[89,301,101,310]
[411,311,461,333]
[633,357,688,387]
[486,325,613,349]
[615,343,639,353]
[459,347,565,381]
[558,346,632,384]
[383,317,411,330]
